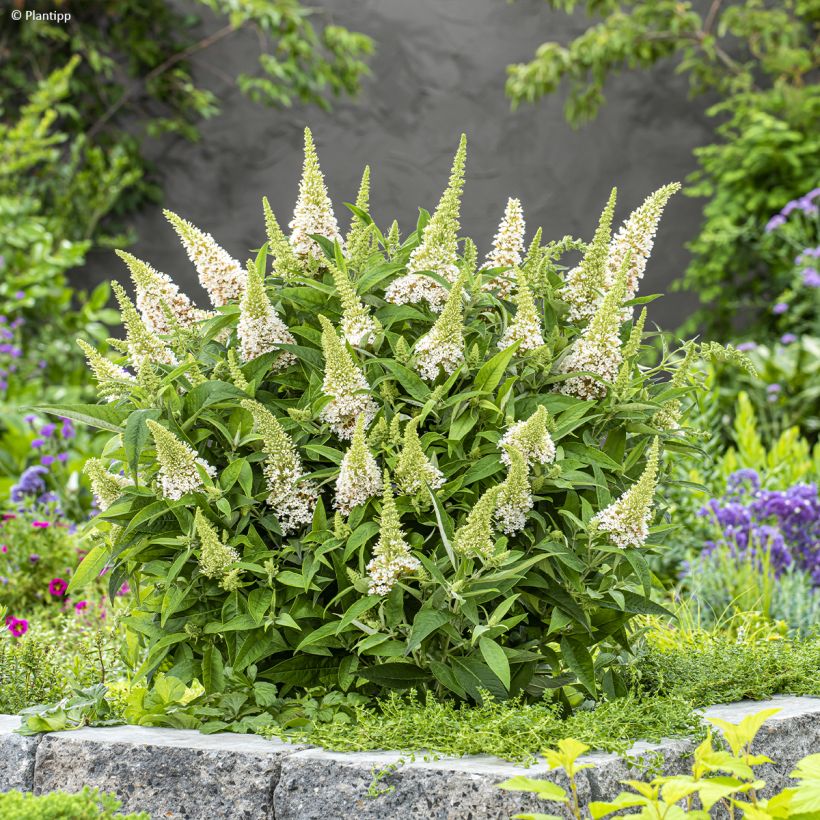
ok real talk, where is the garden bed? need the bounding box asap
[3,695,819,820]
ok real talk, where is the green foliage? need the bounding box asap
[505,0,819,338]
[66,133,705,708]
[0,1,373,228]
[500,708,820,819]
[0,635,67,714]
[0,787,148,820]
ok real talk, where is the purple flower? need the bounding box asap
[57,453,68,463]
[773,302,789,315]
[30,438,45,449]
[48,577,67,597]
[803,268,820,288]
[765,214,787,232]
[29,554,40,563]
[60,418,75,440]
[780,334,798,345]
[40,455,56,467]
[74,600,89,612]
[6,617,28,638]
[40,423,56,438]
[736,342,757,352]
[14,291,25,300]
[24,414,36,425]
[10,465,48,503]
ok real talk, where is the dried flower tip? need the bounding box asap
[367,470,421,595]
[164,210,245,307]
[395,418,445,494]
[147,420,216,501]
[335,415,382,515]
[591,437,660,548]
[237,260,296,369]
[482,197,526,297]
[289,127,344,262]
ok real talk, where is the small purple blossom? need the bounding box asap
[40,423,56,438]
[14,291,25,300]
[736,342,757,352]
[773,302,789,315]
[803,268,820,288]
[40,455,56,467]
[10,465,48,503]
[765,214,786,232]
[48,577,67,597]
[780,333,798,345]
[57,453,68,463]
[30,438,45,449]
[5,616,28,637]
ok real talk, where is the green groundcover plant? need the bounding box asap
[0,787,148,820]
[53,130,742,706]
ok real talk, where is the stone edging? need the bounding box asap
[2,695,819,819]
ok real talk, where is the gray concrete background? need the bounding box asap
[81,0,711,328]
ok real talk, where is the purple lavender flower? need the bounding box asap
[736,342,757,352]
[10,466,48,503]
[30,438,45,449]
[773,302,789,315]
[803,268,820,288]
[765,214,787,232]
[40,423,56,438]
[780,333,798,345]
[14,291,25,300]
[40,455,56,467]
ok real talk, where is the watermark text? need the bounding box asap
[10,10,72,23]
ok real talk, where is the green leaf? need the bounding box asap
[560,636,596,697]
[475,342,520,393]
[123,408,160,477]
[358,662,430,689]
[67,543,109,594]
[33,403,130,432]
[406,609,452,654]
[374,359,431,402]
[479,637,511,691]
[203,644,225,693]
[498,776,567,802]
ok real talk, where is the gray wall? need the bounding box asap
[81,0,711,327]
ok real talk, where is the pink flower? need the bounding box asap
[48,577,67,597]
[74,600,88,611]
[0,544,7,554]
[32,521,51,529]
[5,616,28,637]
[117,582,131,596]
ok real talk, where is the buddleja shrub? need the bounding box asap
[53,130,726,705]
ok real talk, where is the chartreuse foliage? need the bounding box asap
[0,788,148,820]
[57,130,721,707]
[499,708,820,820]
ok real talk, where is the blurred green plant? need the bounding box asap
[0,0,373,233]
[0,788,149,820]
[506,0,820,339]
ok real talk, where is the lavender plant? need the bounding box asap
[55,131,720,704]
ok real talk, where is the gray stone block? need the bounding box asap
[0,714,40,793]
[32,725,302,820]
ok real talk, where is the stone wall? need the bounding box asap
[3,696,820,819]
[78,0,711,328]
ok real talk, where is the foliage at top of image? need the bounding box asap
[58,128,743,710]
[505,0,820,338]
[0,0,373,242]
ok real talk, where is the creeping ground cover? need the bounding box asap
[50,130,750,712]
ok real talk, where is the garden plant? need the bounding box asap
[50,129,752,714]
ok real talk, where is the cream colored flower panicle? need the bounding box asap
[237,260,296,368]
[263,197,302,282]
[116,251,211,335]
[194,509,241,590]
[289,127,343,262]
[558,254,629,399]
[367,471,421,595]
[607,183,680,304]
[83,458,133,511]
[482,197,526,297]
[560,188,616,324]
[499,405,555,468]
[453,486,499,561]
[242,399,318,534]
[112,282,177,369]
[164,210,246,307]
[591,437,660,548]
[498,270,544,352]
[494,448,533,535]
[331,262,377,347]
[77,339,135,401]
[147,420,216,500]
[335,415,382,515]
[414,275,466,381]
[395,417,444,494]
[385,135,467,312]
[318,315,378,439]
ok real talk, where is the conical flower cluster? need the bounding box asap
[237,261,296,368]
[164,210,246,307]
[331,262,377,347]
[482,197,526,297]
[112,282,177,370]
[558,255,628,399]
[561,188,617,323]
[385,135,466,312]
[614,307,647,393]
[394,418,444,494]
[335,416,382,515]
[499,405,555,468]
[77,339,135,402]
[263,197,302,282]
[607,183,680,306]
[318,315,378,439]
[453,486,499,561]
[194,509,240,589]
[591,438,660,548]
[288,127,343,262]
[147,420,216,500]
[498,271,543,352]
[346,166,374,268]
[117,251,211,335]
[242,400,317,534]
[414,275,465,381]
[367,471,421,595]
[494,448,532,534]
[83,458,133,511]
